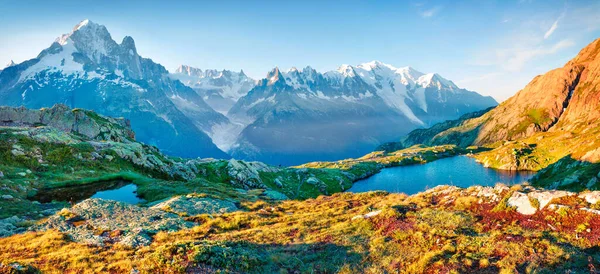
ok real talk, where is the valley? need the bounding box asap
[1,13,600,274]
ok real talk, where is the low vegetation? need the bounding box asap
[2,186,600,273]
[2,105,600,273]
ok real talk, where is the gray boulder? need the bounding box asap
[150,195,238,216]
[41,198,193,247]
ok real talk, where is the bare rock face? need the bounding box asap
[403,38,600,148]
[507,192,538,215]
[579,191,600,204]
[554,39,600,130]
[0,104,135,142]
[226,159,280,189]
[506,190,575,215]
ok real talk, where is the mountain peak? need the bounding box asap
[417,73,458,89]
[52,19,119,65]
[337,64,357,77]
[267,67,284,85]
[121,36,136,49]
[57,19,109,45]
[572,38,600,65]
[5,60,15,68]
[358,60,398,71]
[74,19,92,31]
[398,66,417,74]
[175,65,203,76]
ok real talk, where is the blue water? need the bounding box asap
[31,180,144,204]
[348,156,535,195]
[91,184,144,204]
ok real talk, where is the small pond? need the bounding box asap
[348,156,535,195]
[30,180,144,204]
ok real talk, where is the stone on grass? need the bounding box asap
[579,191,600,205]
[150,196,238,216]
[507,192,537,215]
[527,190,572,209]
[41,198,193,247]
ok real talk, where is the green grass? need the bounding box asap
[526,108,552,126]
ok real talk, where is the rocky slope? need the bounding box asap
[0,104,134,142]
[401,38,600,148]
[0,19,229,159]
[228,62,496,165]
[2,185,600,273]
[0,104,273,227]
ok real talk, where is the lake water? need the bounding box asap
[30,180,144,204]
[348,156,535,195]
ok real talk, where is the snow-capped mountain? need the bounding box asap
[227,61,497,165]
[4,60,15,69]
[0,19,229,159]
[170,65,255,114]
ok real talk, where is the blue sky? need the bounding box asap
[1,0,599,101]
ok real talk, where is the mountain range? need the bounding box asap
[226,62,497,165]
[0,20,497,164]
[170,65,256,115]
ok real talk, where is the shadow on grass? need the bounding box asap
[531,154,600,191]
[155,240,363,273]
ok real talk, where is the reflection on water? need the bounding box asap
[348,156,535,195]
[30,180,144,204]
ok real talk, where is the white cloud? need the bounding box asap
[543,19,559,39]
[420,6,442,18]
[469,37,575,73]
[456,72,502,85]
[499,39,575,71]
[498,39,575,71]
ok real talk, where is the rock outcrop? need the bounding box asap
[150,195,238,216]
[226,159,281,189]
[41,198,194,247]
[0,104,134,142]
[421,185,600,216]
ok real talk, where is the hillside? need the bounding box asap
[0,105,472,223]
[2,185,600,273]
[384,38,600,191]
[1,106,600,273]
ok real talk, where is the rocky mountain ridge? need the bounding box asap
[401,38,600,147]
[170,65,256,115]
